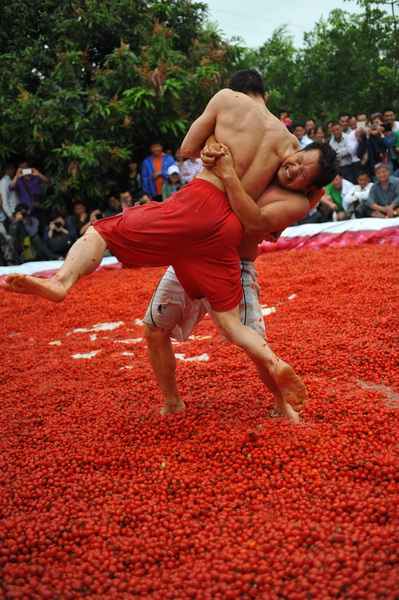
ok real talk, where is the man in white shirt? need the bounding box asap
[0,163,20,221]
[343,171,373,218]
[328,121,354,183]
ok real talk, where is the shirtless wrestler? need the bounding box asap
[3,70,338,416]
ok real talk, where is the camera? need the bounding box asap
[94,212,103,220]
[19,209,29,219]
[370,124,379,130]
[382,122,392,132]
[54,220,63,227]
[22,168,32,176]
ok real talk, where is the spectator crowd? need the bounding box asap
[1,105,399,265]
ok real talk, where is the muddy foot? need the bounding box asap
[3,273,67,303]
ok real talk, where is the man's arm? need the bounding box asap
[180,90,231,158]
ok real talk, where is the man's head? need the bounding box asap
[330,121,343,141]
[292,122,306,142]
[357,171,370,189]
[383,106,396,125]
[134,191,151,206]
[338,112,350,132]
[305,118,315,131]
[4,162,16,177]
[107,195,120,211]
[356,111,368,123]
[330,172,343,191]
[228,70,266,99]
[120,191,133,209]
[150,142,163,157]
[277,142,339,192]
[348,115,357,130]
[374,162,390,184]
[73,201,87,217]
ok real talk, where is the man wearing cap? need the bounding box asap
[162,165,183,201]
[141,141,176,202]
[365,162,399,218]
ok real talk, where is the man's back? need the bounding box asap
[181,88,300,201]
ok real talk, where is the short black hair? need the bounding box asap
[383,105,396,115]
[293,122,305,130]
[227,70,265,97]
[15,203,30,213]
[338,112,350,119]
[301,141,340,189]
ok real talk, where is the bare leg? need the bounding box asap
[2,227,107,302]
[213,306,307,417]
[144,323,186,415]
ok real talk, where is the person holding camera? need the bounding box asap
[356,113,392,178]
[41,216,77,260]
[9,203,42,262]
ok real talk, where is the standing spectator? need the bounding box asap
[278,108,292,128]
[119,159,141,199]
[162,166,183,201]
[8,161,51,231]
[304,118,315,135]
[365,163,399,218]
[382,106,399,172]
[338,112,351,133]
[347,119,366,182]
[329,121,354,183]
[343,171,373,218]
[314,126,326,142]
[348,115,357,130]
[141,141,175,202]
[356,113,392,178]
[0,198,16,265]
[319,172,354,221]
[0,163,20,222]
[70,200,90,237]
[292,122,313,148]
[180,157,202,184]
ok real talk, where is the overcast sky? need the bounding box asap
[204,0,372,48]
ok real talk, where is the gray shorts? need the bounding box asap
[143,261,266,342]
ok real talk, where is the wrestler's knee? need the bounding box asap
[143,323,172,346]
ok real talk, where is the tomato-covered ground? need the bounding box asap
[1,244,398,600]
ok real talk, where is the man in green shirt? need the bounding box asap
[319,171,354,221]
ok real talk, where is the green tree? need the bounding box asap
[0,0,238,204]
[253,26,299,117]
[293,7,399,122]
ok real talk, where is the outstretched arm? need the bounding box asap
[202,143,314,234]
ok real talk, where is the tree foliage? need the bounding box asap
[0,0,242,203]
[253,7,399,123]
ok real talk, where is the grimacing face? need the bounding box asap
[277,149,322,192]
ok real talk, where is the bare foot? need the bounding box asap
[2,273,67,303]
[273,360,308,414]
[160,400,186,416]
[273,398,300,423]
